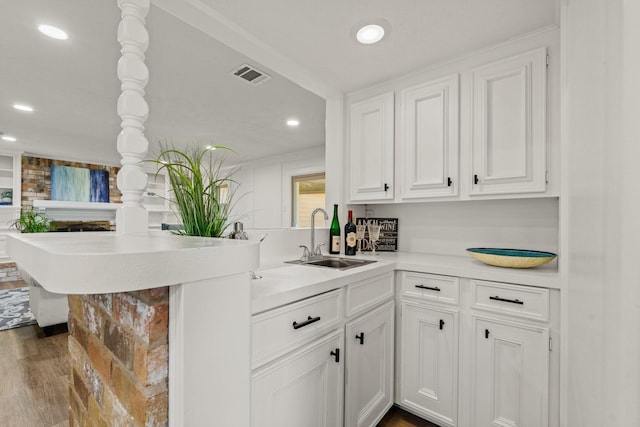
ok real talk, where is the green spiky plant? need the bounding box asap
[148,143,241,238]
[10,207,56,233]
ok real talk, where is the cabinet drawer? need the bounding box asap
[345,272,394,317]
[471,280,549,322]
[401,272,459,305]
[252,289,342,368]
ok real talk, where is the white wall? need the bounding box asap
[232,146,325,229]
[363,197,559,257]
[561,0,640,426]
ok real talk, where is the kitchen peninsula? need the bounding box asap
[8,231,259,426]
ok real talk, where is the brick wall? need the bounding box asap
[21,156,121,209]
[68,288,169,426]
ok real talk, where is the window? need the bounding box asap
[291,173,326,227]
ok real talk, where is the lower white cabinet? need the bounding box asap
[399,300,458,427]
[472,316,549,427]
[251,272,395,427]
[251,329,345,427]
[396,272,559,427]
[345,300,395,427]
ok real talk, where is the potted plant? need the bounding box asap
[148,143,241,238]
[10,207,55,233]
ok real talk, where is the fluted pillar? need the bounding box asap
[115,0,150,234]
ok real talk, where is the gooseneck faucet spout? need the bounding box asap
[310,208,329,259]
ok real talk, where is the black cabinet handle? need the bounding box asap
[415,284,441,292]
[485,329,490,339]
[355,332,365,345]
[330,348,340,363]
[474,174,479,184]
[489,296,524,305]
[439,319,445,330]
[384,183,389,191]
[447,177,453,187]
[292,316,321,330]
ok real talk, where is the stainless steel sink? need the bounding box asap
[286,257,376,271]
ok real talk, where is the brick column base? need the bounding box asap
[67,288,169,426]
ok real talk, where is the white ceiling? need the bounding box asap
[0,0,558,166]
[0,0,326,166]
[196,0,559,93]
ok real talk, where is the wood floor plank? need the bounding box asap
[377,405,441,427]
[0,325,69,427]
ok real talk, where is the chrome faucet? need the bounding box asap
[300,207,328,261]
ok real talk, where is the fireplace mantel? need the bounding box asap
[33,199,121,222]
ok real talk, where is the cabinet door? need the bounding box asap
[349,92,394,202]
[345,300,394,427]
[400,301,458,427]
[470,47,547,195]
[473,316,549,427]
[251,330,344,427]
[400,74,459,199]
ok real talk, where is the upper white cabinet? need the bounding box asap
[349,92,395,202]
[400,75,460,199]
[470,47,547,196]
[345,29,559,204]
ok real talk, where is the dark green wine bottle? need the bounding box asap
[344,210,356,256]
[329,204,340,254]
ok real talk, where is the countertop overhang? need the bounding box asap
[7,231,260,294]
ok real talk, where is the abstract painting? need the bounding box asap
[51,165,110,203]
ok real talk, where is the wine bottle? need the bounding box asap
[344,210,356,256]
[329,204,341,254]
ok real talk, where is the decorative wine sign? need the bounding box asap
[355,217,398,252]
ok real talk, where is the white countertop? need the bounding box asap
[8,231,260,294]
[251,251,559,314]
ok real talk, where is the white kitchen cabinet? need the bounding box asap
[469,47,547,196]
[345,31,558,204]
[251,329,344,427]
[399,74,459,199]
[472,316,549,427]
[252,273,394,427]
[396,273,558,427]
[399,300,458,427]
[345,300,394,427]
[349,92,395,202]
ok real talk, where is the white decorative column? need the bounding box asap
[116,0,150,234]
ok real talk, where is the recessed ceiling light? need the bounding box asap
[352,18,391,45]
[286,119,300,127]
[1,135,17,142]
[38,24,68,40]
[13,103,34,112]
[357,25,385,44]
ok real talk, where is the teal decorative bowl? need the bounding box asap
[466,248,557,269]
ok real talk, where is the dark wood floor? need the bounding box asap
[0,325,69,427]
[378,405,440,427]
[0,279,28,291]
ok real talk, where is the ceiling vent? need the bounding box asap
[232,64,271,85]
